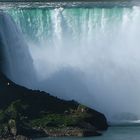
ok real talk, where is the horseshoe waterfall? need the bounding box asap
[1,4,140,122]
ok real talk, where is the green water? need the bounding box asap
[6,7,133,43]
[35,126,140,140]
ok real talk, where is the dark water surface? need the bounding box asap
[0,1,140,9]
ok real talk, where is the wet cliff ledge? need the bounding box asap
[0,72,108,139]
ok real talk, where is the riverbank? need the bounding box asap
[35,126,140,140]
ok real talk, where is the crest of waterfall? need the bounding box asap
[1,5,140,121]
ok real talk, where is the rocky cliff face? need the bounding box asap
[0,72,108,139]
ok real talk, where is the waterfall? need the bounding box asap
[0,12,36,88]
[1,5,140,121]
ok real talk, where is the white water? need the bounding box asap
[0,12,36,88]
[1,5,140,121]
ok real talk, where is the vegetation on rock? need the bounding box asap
[0,72,108,138]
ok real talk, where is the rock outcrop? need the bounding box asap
[0,72,108,139]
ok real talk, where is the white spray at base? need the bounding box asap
[1,6,140,122]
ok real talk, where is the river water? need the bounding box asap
[36,126,140,140]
